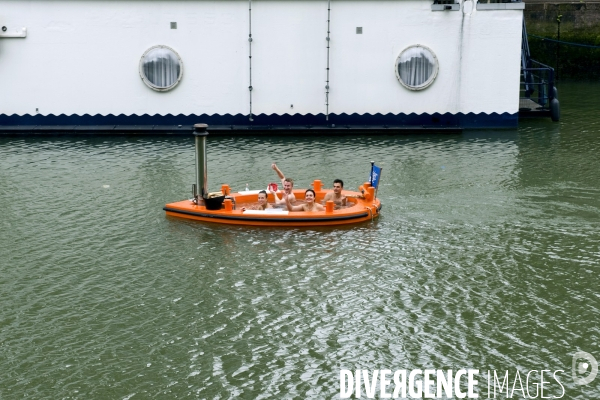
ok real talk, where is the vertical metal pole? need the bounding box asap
[375,168,382,201]
[556,14,562,82]
[325,0,331,121]
[248,0,254,122]
[194,124,209,200]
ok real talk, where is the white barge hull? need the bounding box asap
[0,0,524,132]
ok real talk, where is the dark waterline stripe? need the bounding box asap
[163,207,371,222]
[0,112,518,133]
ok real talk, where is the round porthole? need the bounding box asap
[139,45,183,91]
[395,45,438,91]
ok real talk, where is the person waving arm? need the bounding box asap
[271,163,296,203]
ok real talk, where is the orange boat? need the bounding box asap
[164,183,381,227]
[163,124,382,227]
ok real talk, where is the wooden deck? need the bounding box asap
[519,98,551,117]
[519,98,546,111]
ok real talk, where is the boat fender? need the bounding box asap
[550,98,560,122]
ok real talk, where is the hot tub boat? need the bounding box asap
[163,124,381,227]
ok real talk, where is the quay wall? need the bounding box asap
[524,1,600,79]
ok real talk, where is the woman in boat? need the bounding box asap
[284,189,324,212]
[242,190,273,211]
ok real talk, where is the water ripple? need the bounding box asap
[1,83,600,398]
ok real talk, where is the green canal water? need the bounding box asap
[1,82,599,399]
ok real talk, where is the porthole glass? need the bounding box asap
[139,45,183,91]
[395,45,438,91]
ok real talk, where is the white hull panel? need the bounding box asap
[0,0,523,130]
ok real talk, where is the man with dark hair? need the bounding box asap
[323,179,347,206]
[270,163,296,204]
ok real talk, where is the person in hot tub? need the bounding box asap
[270,163,296,204]
[283,189,324,212]
[241,190,273,211]
[323,179,347,206]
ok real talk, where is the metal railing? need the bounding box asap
[520,60,555,110]
[520,19,556,111]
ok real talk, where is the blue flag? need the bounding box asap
[370,165,382,189]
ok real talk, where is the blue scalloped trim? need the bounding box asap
[0,112,517,129]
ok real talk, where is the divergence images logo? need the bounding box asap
[572,351,598,386]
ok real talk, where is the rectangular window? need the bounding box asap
[431,0,460,11]
[476,0,524,10]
